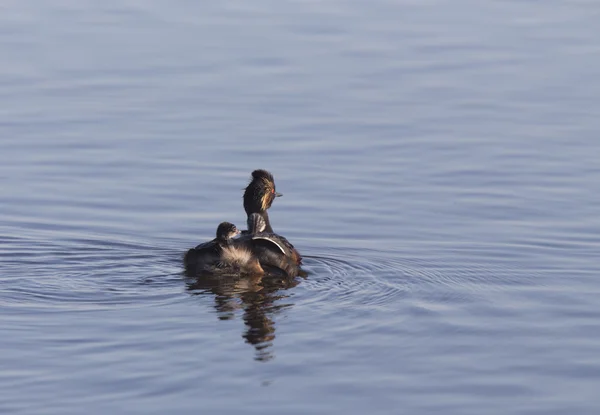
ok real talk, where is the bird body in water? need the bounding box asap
[184,169,302,278]
[242,170,302,269]
[241,213,301,278]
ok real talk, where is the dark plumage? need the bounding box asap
[184,169,302,278]
[240,213,302,278]
[241,170,302,277]
[243,169,282,233]
[184,222,264,276]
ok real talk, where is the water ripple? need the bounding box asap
[0,236,183,311]
[297,248,538,311]
[299,252,412,309]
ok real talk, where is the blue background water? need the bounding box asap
[1,1,600,414]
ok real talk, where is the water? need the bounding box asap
[2,1,600,413]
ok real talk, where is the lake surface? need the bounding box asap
[2,1,600,413]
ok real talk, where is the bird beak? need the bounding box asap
[275,192,283,197]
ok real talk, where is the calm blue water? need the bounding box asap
[2,1,600,414]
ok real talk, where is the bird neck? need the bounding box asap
[218,237,232,247]
[254,211,273,233]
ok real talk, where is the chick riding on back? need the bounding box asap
[184,221,264,276]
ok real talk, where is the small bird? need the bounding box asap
[184,222,264,276]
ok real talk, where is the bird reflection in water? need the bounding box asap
[185,269,300,362]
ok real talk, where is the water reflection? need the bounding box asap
[185,271,299,361]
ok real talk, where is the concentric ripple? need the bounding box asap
[1,233,539,315]
[294,246,538,311]
[297,251,415,309]
[0,235,184,311]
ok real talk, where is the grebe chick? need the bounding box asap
[184,222,263,276]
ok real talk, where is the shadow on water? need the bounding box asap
[184,269,301,362]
